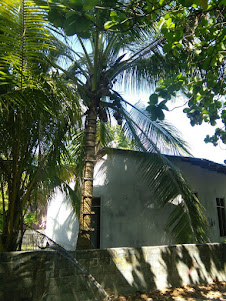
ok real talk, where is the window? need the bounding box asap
[216,198,226,237]
[91,197,101,248]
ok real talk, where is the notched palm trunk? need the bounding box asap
[77,105,97,249]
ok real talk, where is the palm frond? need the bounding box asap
[108,99,208,243]
[0,1,51,86]
[96,122,114,148]
[138,153,209,243]
[119,99,190,156]
[62,182,81,217]
[0,0,73,93]
[109,38,165,93]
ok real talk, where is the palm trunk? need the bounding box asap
[77,105,97,249]
[0,193,23,251]
[0,217,22,251]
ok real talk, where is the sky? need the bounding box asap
[165,103,226,165]
[124,91,226,165]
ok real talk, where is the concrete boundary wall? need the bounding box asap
[0,243,225,301]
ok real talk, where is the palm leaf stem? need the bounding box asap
[92,30,100,91]
[20,0,25,90]
[123,37,164,69]
[67,60,91,82]
[122,117,147,151]
[46,58,84,85]
[20,147,38,194]
[121,109,161,154]
[77,36,93,71]
[118,95,190,155]
[17,168,42,228]
[103,34,117,58]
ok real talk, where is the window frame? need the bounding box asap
[216,198,226,237]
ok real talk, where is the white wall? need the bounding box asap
[46,187,79,250]
[93,150,226,249]
[46,150,226,250]
[94,152,175,248]
[169,157,226,243]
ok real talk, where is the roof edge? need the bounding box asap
[102,147,226,175]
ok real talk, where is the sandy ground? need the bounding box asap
[110,281,226,301]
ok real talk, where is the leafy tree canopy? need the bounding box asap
[43,0,225,147]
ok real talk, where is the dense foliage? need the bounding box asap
[0,0,81,251]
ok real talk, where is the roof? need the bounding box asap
[168,155,226,175]
[104,148,226,175]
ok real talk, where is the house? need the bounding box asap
[45,149,226,250]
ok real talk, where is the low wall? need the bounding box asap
[0,243,225,301]
[22,230,46,250]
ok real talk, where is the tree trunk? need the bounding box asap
[0,208,23,251]
[77,105,97,249]
[0,227,21,251]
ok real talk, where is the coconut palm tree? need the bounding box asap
[0,0,81,251]
[44,0,209,248]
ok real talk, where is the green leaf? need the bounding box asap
[84,13,95,22]
[78,30,91,39]
[178,0,193,7]
[48,8,65,28]
[199,0,208,9]
[221,110,226,124]
[146,105,157,120]
[68,0,83,10]
[110,10,118,22]
[104,21,118,29]
[146,105,165,121]
[174,27,183,41]
[63,14,78,35]
[163,43,171,53]
[83,0,97,10]
[159,100,169,111]
[149,93,158,105]
[166,18,172,28]
[164,13,171,20]
[158,109,165,120]
[63,14,91,35]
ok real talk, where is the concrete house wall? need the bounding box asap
[45,187,79,250]
[93,149,226,249]
[45,149,226,250]
[94,151,174,248]
[169,156,226,243]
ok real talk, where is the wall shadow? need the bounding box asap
[0,243,225,300]
[0,251,52,301]
[104,243,225,297]
[105,247,156,296]
[159,244,226,289]
[0,250,100,301]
